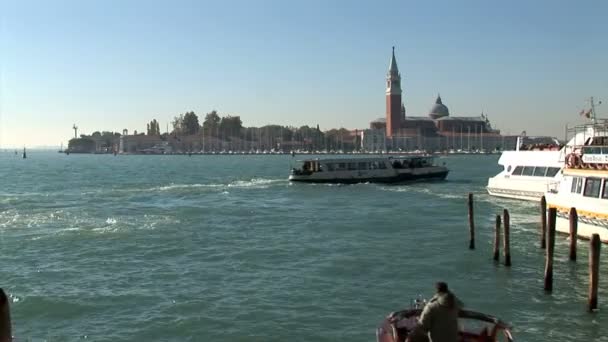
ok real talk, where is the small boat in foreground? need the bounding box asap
[288,156,448,184]
[377,308,513,342]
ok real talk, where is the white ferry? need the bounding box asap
[545,122,608,242]
[288,156,448,184]
[486,136,563,201]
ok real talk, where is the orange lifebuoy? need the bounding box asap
[566,153,582,168]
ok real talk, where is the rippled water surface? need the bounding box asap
[1,151,608,341]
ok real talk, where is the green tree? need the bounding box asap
[203,110,221,137]
[68,137,96,153]
[219,115,243,139]
[171,114,184,135]
[182,111,200,135]
[147,119,160,135]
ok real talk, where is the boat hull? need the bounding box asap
[486,149,563,201]
[486,186,545,201]
[377,309,513,342]
[554,210,608,243]
[289,169,448,184]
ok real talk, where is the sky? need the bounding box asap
[1,0,607,147]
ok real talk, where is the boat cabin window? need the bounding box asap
[533,167,547,177]
[603,181,608,199]
[511,166,524,175]
[522,166,535,176]
[358,162,368,170]
[583,146,603,154]
[589,136,608,146]
[302,161,312,171]
[571,177,583,194]
[545,167,560,177]
[337,163,346,171]
[348,163,357,171]
[378,161,387,169]
[326,163,335,171]
[584,178,602,198]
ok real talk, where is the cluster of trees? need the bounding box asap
[142,110,361,151]
[68,131,121,152]
[147,119,161,135]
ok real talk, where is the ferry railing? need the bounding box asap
[546,180,560,194]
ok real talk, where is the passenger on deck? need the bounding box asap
[411,282,463,342]
[393,161,402,169]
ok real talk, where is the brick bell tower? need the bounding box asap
[386,46,402,137]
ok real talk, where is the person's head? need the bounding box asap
[435,282,449,294]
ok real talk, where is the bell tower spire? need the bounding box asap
[386,46,403,137]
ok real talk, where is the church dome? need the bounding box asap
[429,94,449,119]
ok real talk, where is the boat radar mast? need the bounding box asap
[589,96,602,124]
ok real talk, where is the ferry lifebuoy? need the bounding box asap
[566,153,582,168]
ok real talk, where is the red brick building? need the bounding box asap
[377,48,500,141]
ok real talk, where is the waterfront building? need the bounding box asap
[374,47,516,151]
[119,134,164,153]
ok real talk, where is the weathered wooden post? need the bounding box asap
[503,209,511,267]
[569,207,578,261]
[544,207,556,292]
[0,288,11,342]
[493,214,501,262]
[468,193,475,250]
[588,234,600,312]
[540,196,547,249]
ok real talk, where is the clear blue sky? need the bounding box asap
[1,0,607,147]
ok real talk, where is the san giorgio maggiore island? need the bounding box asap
[65,48,519,155]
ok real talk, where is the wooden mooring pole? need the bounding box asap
[493,214,501,262]
[468,193,475,250]
[0,288,11,342]
[540,196,547,249]
[503,209,511,267]
[569,207,578,261]
[544,207,556,292]
[588,234,600,312]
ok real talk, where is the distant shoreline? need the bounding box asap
[52,150,501,156]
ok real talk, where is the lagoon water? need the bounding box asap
[1,151,608,341]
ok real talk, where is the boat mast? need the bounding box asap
[590,96,599,124]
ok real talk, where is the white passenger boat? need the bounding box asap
[486,136,563,201]
[545,122,608,242]
[288,156,448,184]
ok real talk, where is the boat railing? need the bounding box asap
[547,180,561,194]
[563,144,608,170]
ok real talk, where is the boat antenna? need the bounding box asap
[590,96,603,125]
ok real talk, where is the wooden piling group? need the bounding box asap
[467,193,602,312]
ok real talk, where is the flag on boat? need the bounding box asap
[580,108,592,118]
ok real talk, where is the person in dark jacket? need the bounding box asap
[412,282,463,342]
